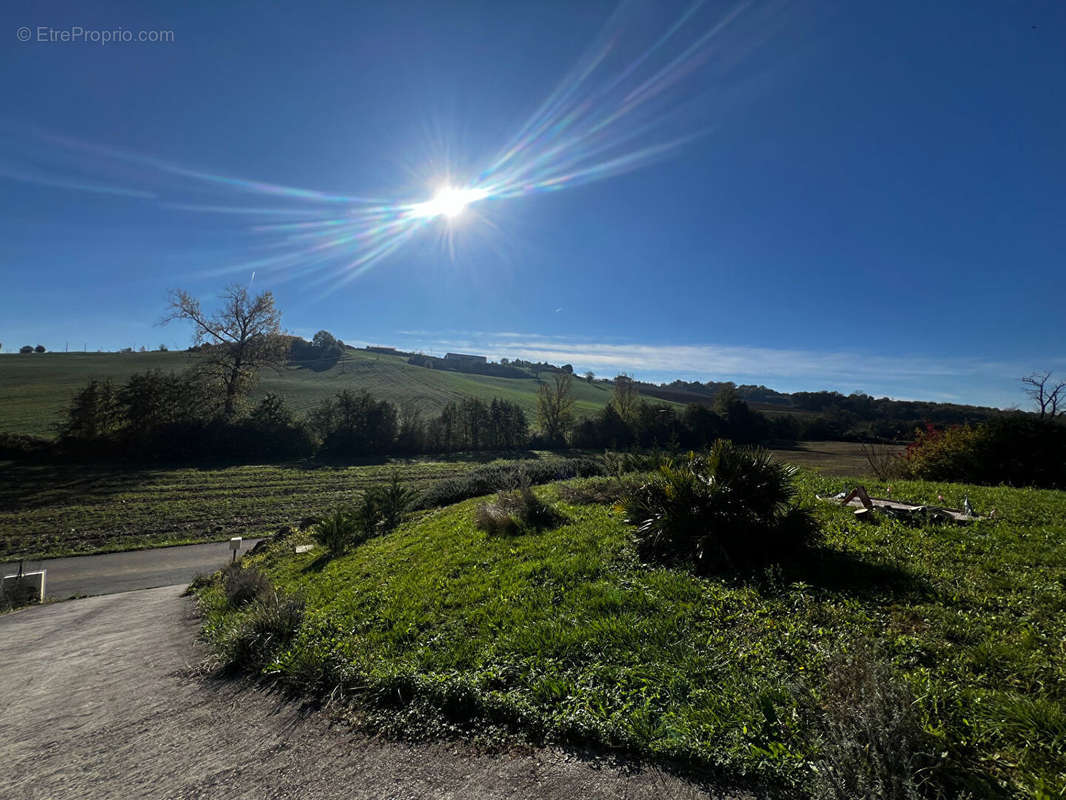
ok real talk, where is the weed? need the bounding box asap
[806,643,943,800]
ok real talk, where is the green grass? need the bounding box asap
[0,444,879,560]
[0,350,621,438]
[199,474,1066,797]
[0,457,490,559]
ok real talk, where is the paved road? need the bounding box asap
[0,539,262,599]
[0,586,740,799]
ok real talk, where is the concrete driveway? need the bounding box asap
[1,539,262,599]
[0,585,743,799]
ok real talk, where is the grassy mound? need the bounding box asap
[197,473,1066,797]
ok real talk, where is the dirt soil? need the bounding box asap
[0,586,749,799]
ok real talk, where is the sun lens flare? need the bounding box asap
[413,185,488,219]
[2,0,776,291]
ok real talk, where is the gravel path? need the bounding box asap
[0,586,745,799]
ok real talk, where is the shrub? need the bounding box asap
[901,424,984,483]
[373,471,416,531]
[222,563,271,608]
[807,644,943,800]
[623,440,818,572]
[223,590,305,673]
[312,506,360,556]
[903,416,1066,489]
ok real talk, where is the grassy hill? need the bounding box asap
[198,473,1066,796]
[0,350,625,438]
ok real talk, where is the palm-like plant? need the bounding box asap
[312,506,360,556]
[375,471,416,531]
[624,440,817,572]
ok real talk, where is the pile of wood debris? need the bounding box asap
[817,486,989,524]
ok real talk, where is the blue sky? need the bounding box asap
[1,0,1063,408]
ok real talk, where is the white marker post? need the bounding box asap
[229,536,243,563]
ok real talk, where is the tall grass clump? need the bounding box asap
[624,439,817,572]
[475,474,564,536]
[222,590,306,673]
[222,563,271,608]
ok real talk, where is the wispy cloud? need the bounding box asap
[386,330,1056,408]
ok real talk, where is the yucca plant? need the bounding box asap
[624,439,817,572]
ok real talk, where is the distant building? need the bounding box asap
[366,346,398,354]
[444,352,487,365]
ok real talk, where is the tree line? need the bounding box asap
[51,370,533,462]
[44,367,783,463]
[4,284,1059,466]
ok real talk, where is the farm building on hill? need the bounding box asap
[366,346,398,354]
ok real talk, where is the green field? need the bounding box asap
[0,443,881,561]
[0,457,490,560]
[0,350,622,438]
[198,473,1066,797]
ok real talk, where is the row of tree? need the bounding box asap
[54,367,534,461]
[535,372,787,451]
[54,367,781,463]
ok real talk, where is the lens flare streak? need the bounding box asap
[0,1,779,291]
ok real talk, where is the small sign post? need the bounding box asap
[229,536,243,562]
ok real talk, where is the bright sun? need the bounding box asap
[414,185,488,219]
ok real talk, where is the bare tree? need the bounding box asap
[536,371,575,444]
[610,374,640,425]
[860,442,905,480]
[1022,371,1065,419]
[163,285,286,417]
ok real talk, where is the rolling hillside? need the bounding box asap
[0,350,630,438]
